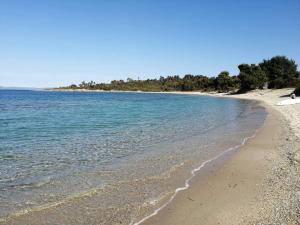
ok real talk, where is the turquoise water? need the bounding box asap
[0,90,266,224]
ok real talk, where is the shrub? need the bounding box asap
[238,64,267,91]
[215,71,240,92]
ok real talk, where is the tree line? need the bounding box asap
[61,56,300,93]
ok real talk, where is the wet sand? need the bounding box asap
[137,89,300,225]
[138,105,280,225]
[2,89,299,225]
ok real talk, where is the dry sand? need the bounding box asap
[138,88,300,225]
[2,89,299,225]
[223,88,300,139]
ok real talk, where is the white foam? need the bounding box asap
[130,127,262,225]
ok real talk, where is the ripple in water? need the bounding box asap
[0,90,267,224]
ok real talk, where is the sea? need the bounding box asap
[0,89,267,225]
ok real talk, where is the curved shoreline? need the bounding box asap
[138,89,300,225]
[131,123,263,225]
[1,89,299,224]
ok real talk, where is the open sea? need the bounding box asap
[0,90,267,225]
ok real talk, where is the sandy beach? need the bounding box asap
[3,0,300,223]
[137,88,300,225]
[1,89,299,225]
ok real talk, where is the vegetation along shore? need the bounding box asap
[52,55,300,224]
[56,56,300,96]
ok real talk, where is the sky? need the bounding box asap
[0,0,300,88]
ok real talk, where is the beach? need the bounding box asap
[137,88,300,224]
[0,89,299,225]
[0,90,266,225]
[2,0,299,223]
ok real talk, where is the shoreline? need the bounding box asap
[1,89,299,224]
[55,87,299,224]
[0,90,265,225]
[132,121,264,225]
[135,88,300,224]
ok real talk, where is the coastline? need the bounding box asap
[1,89,299,224]
[55,87,299,224]
[0,91,265,225]
[135,88,300,224]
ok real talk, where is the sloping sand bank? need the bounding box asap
[139,89,300,225]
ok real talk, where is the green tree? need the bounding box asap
[259,56,299,88]
[215,71,240,92]
[238,64,267,91]
[69,84,77,89]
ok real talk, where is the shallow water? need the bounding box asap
[0,90,267,224]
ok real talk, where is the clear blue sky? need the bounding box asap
[1,0,300,87]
